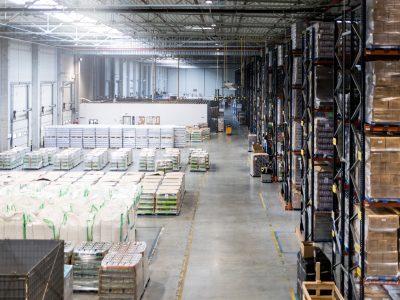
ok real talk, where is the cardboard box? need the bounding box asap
[365,207,399,230]
[366,231,398,252]
[362,285,391,300]
[301,241,314,258]
[252,144,264,153]
[365,261,398,277]
[365,251,398,264]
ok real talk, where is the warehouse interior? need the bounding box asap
[0,0,399,299]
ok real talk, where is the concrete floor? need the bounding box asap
[75,113,300,300]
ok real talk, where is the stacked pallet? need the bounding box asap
[313,166,333,211]
[218,117,224,132]
[148,126,161,148]
[109,126,123,149]
[173,126,186,148]
[164,148,181,171]
[161,126,174,148]
[83,126,96,149]
[201,127,211,140]
[155,159,173,173]
[95,126,110,148]
[190,129,203,143]
[23,149,49,170]
[189,149,209,172]
[248,134,257,152]
[310,22,334,59]
[84,148,109,170]
[70,126,83,148]
[56,126,70,148]
[156,173,185,215]
[314,117,334,157]
[137,174,163,215]
[0,147,28,170]
[138,149,156,172]
[44,126,57,147]
[110,148,132,171]
[136,127,149,149]
[291,21,305,50]
[73,242,111,291]
[53,148,82,170]
[122,126,136,148]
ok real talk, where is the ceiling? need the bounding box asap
[0,0,337,57]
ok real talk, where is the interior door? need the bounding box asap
[62,81,73,124]
[40,82,55,146]
[10,83,30,147]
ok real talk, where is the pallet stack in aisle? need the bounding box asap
[0,147,29,170]
[161,126,174,148]
[53,148,82,170]
[84,148,109,170]
[123,126,136,148]
[249,153,268,177]
[83,126,96,149]
[23,149,50,170]
[96,126,110,148]
[44,126,57,147]
[73,242,111,291]
[155,159,173,173]
[109,126,123,149]
[218,117,224,132]
[57,126,70,148]
[173,126,186,148]
[137,174,163,215]
[110,148,132,171]
[201,127,211,141]
[156,173,185,215]
[190,129,203,143]
[136,127,149,149]
[138,149,156,172]
[248,134,257,152]
[70,126,83,148]
[148,126,161,149]
[164,148,181,171]
[189,149,209,172]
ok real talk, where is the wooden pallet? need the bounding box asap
[302,263,344,300]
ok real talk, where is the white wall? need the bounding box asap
[79,103,208,126]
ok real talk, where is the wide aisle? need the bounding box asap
[180,122,299,299]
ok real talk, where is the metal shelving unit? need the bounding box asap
[332,1,400,299]
[300,24,335,242]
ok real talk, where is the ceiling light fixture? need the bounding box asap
[211,24,216,27]
[205,0,212,4]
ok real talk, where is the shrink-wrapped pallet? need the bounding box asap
[292,154,302,186]
[95,126,110,148]
[291,21,306,50]
[109,126,123,149]
[314,66,334,109]
[250,153,268,177]
[84,148,108,170]
[164,148,181,171]
[313,117,334,157]
[313,166,333,211]
[309,22,334,59]
[173,126,186,148]
[366,61,400,124]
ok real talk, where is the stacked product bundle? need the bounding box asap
[0,147,29,170]
[138,149,156,172]
[173,126,186,148]
[70,126,83,148]
[366,61,400,124]
[44,126,57,147]
[366,0,400,47]
[218,117,224,132]
[135,127,149,148]
[83,126,96,149]
[155,159,173,173]
[46,147,58,165]
[73,242,111,291]
[248,134,257,152]
[190,129,203,143]
[53,148,82,170]
[164,148,181,171]
[277,45,283,66]
[186,128,192,143]
[314,117,334,157]
[201,127,211,140]
[313,166,333,211]
[160,126,174,148]
[292,57,302,86]
[293,122,302,151]
[292,90,302,119]
[365,136,400,200]
[292,155,302,187]
[354,207,399,279]
[99,253,144,299]
[148,126,161,148]
[137,174,163,214]
[109,126,123,149]
[110,148,132,171]
[310,22,334,59]
[156,173,185,215]
[189,149,209,172]
[315,66,334,109]
[122,126,136,148]
[250,153,269,177]
[56,126,70,148]
[23,149,49,170]
[96,126,110,148]
[84,148,109,170]
[99,242,149,299]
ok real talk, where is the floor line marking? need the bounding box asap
[175,172,205,300]
[274,230,284,254]
[290,288,296,300]
[270,228,282,257]
[259,192,266,210]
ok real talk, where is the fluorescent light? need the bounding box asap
[206,0,212,4]
[211,24,216,27]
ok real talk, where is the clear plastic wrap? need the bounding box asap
[366,61,400,124]
[291,22,305,50]
[313,117,334,157]
[314,65,334,108]
[366,0,400,47]
[313,166,333,211]
[309,22,334,59]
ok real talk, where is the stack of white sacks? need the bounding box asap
[110,148,133,171]
[84,148,109,171]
